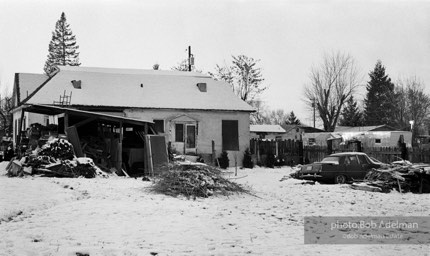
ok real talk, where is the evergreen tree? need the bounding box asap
[44,12,80,75]
[286,111,301,125]
[339,96,363,126]
[364,60,396,126]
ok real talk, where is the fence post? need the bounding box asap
[211,140,215,166]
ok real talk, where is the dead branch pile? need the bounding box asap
[358,164,430,193]
[7,138,107,178]
[151,164,248,198]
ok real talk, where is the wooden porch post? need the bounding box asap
[64,111,69,134]
[212,140,215,165]
[17,108,25,156]
[116,121,123,172]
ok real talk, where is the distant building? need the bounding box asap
[283,124,324,141]
[250,124,286,140]
[303,125,412,148]
[250,124,324,141]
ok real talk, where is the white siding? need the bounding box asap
[125,109,250,166]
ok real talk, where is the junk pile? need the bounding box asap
[151,163,249,198]
[351,162,430,193]
[6,138,108,178]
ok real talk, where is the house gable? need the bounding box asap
[12,73,49,107]
[168,114,200,123]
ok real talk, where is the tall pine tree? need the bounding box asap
[44,12,80,75]
[339,96,363,126]
[286,111,301,125]
[364,60,396,126]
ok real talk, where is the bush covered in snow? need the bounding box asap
[242,148,254,169]
[218,151,229,169]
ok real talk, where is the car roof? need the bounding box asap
[329,152,367,157]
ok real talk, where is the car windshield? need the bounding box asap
[321,156,339,164]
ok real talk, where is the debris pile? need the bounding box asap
[38,138,75,160]
[6,138,108,178]
[151,164,248,198]
[351,163,430,193]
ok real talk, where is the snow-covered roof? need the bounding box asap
[15,73,49,104]
[22,66,254,112]
[250,125,286,133]
[335,125,396,132]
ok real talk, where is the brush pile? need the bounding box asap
[352,163,430,193]
[151,164,248,198]
[7,138,107,178]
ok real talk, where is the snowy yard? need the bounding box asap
[0,162,429,256]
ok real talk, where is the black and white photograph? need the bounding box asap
[0,0,429,255]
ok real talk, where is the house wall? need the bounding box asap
[125,108,250,166]
[12,106,251,166]
[284,127,303,141]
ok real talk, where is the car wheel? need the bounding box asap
[335,175,347,184]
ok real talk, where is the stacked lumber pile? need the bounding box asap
[351,163,430,193]
[6,138,108,178]
[151,164,248,199]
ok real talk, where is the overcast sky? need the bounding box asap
[0,0,429,125]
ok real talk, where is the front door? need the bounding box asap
[186,124,196,149]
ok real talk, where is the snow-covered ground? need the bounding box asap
[0,162,429,256]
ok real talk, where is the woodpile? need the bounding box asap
[6,138,109,178]
[351,163,430,193]
[151,164,248,199]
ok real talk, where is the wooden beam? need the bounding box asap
[149,125,156,134]
[17,108,25,152]
[116,121,123,172]
[64,111,69,134]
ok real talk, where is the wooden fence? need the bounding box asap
[251,139,430,165]
[250,139,303,166]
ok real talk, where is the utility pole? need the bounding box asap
[188,46,194,72]
[312,99,316,128]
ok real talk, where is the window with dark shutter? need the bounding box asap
[154,119,164,133]
[175,124,184,142]
[222,120,239,151]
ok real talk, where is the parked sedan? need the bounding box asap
[298,152,385,184]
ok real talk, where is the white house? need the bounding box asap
[11,66,254,165]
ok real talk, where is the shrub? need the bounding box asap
[266,152,275,168]
[242,148,254,169]
[218,151,229,169]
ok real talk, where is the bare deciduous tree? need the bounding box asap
[0,92,13,135]
[304,51,361,131]
[248,99,270,125]
[210,55,267,104]
[397,77,430,135]
[266,109,289,125]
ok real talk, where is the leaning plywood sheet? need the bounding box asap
[147,135,169,175]
[66,126,84,157]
